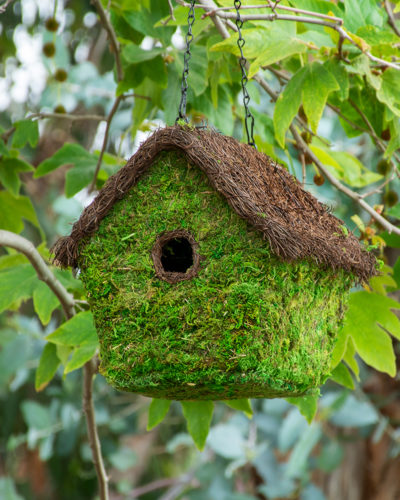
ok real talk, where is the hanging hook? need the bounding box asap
[176,0,196,124]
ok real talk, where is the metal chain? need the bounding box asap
[176,0,196,123]
[234,0,256,148]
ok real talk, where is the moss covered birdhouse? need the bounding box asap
[53,126,376,400]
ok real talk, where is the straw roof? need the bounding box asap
[52,125,376,281]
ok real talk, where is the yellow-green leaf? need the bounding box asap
[181,400,213,450]
[147,399,171,430]
[35,343,60,391]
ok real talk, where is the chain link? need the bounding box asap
[234,0,256,148]
[176,0,196,123]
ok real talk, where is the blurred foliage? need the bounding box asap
[0,0,400,498]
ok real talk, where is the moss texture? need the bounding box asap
[79,151,353,400]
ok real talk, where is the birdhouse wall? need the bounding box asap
[78,151,353,400]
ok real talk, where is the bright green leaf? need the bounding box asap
[286,392,319,424]
[343,336,359,379]
[388,203,400,219]
[147,399,172,430]
[330,362,355,389]
[12,119,39,148]
[0,158,33,196]
[376,68,400,117]
[122,45,164,64]
[0,191,40,233]
[0,264,38,313]
[33,281,60,325]
[302,62,339,133]
[34,144,97,196]
[181,400,213,450]
[64,344,97,373]
[273,66,307,147]
[331,326,349,369]
[46,311,98,346]
[35,343,61,391]
[342,291,400,376]
[222,399,253,419]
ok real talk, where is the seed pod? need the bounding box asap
[42,42,56,58]
[54,104,66,114]
[313,174,325,186]
[377,159,391,176]
[45,17,59,32]
[381,128,391,141]
[301,131,312,144]
[54,69,68,82]
[383,190,399,207]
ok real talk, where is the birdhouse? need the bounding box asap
[53,126,376,400]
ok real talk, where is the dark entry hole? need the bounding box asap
[160,237,194,273]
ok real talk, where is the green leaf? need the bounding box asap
[344,0,384,32]
[222,399,253,419]
[147,399,172,430]
[273,66,307,147]
[0,477,23,500]
[343,336,359,379]
[33,281,60,325]
[342,291,400,376]
[56,344,72,365]
[324,59,349,101]
[388,203,400,219]
[248,33,308,78]
[286,392,319,424]
[12,119,39,148]
[0,191,40,233]
[302,62,339,133]
[329,362,355,389]
[309,145,382,187]
[181,400,214,450]
[0,158,33,196]
[0,264,38,313]
[331,326,348,369]
[286,421,322,477]
[376,68,400,117]
[35,144,97,197]
[122,45,164,64]
[46,311,98,346]
[64,344,97,373]
[35,343,61,391]
[21,400,52,430]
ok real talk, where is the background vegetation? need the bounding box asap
[0,0,399,499]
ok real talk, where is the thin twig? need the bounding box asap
[29,112,107,122]
[89,95,123,193]
[0,230,109,500]
[300,152,306,188]
[83,357,109,500]
[201,2,343,24]
[349,99,387,151]
[0,0,15,14]
[162,0,176,25]
[385,0,400,38]
[91,0,123,81]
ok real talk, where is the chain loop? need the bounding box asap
[176,0,196,123]
[234,0,256,148]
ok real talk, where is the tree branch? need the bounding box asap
[385,0,400,38]
[0,230,75,319]
[91,0,123,81]
[83,357,109,500]
[0,0,15,15]
[0,230,109,500]
[88,95,123,193]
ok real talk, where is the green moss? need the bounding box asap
[79,151,354,400]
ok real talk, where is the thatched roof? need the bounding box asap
[52,125,376,281]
